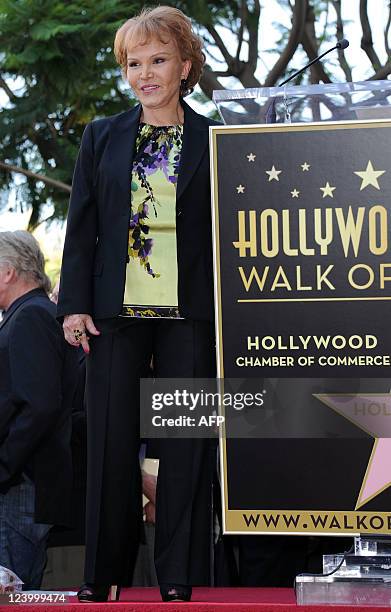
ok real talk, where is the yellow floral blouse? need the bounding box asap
[122,123,183,318]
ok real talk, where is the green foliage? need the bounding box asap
[1,0,380,227]
[0,0,139,227]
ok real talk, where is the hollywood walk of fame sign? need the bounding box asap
[210,120,391,535]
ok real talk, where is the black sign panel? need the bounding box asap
[210,120,391,534]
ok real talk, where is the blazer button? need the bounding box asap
[177,209,182,217]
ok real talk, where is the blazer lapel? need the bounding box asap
[107,104,142,210]
[177,101,209,202]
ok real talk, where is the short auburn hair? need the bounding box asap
[114,6,205,97]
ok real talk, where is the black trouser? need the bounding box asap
[84,317,216,586]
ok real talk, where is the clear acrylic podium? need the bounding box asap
[213,80,391,607]
[213,79,391,125]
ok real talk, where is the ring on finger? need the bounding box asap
[73,328,84,343]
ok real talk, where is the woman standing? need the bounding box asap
[57,6,218,603]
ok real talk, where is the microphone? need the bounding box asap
[336,39,349,50]
[279,39,350,86]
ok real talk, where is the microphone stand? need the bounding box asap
[265,39,349,123]
[279,40,349,87]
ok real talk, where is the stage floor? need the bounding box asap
[0,588,385,611]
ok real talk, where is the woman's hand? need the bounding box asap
[63,314,100,354]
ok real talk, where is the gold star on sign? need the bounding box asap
[247,153,256,162]
[320,182,336,198]
[266,165,281,182]
[301,162,310,171]
[291,189,300,198]
[354,160,386,191]
[236,184,245,194]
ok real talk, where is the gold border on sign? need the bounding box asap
[225,509,391,535]
[209,118,391,535]
[239,297,391,303]
[209,127,229,529]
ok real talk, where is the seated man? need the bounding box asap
[0,230,77,589]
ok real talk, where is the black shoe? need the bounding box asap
[77,584,122,602]
[160,584,192,602]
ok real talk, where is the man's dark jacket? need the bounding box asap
[0,288,77,526]
[57,100,220,321]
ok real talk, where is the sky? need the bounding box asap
[0,0,390,263]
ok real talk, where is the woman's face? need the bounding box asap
[126,36,191,114]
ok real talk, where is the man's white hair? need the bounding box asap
[0,230,51,294]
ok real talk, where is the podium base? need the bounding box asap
[295,536,391,606]
[296,576,391,606]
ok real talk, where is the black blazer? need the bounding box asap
[0,289,77,526]
[57,100,220,321]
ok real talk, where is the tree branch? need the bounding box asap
[62,111,77,137]
[46,118,58,140]
[212,70,232,77]
[205,24,234,68]
[201,40,227,65]
[0,161,71,192]
[264,0,308,87]
[62,100,81,136]
[29,130,69,170]
[204,16,261,86]
[0,75,17,101]
[236,69,262,88]
[236,1,246,61]
[360,0,382,70]
[199,65,226,100]
[368,60,391,80]
[330,0,353,82]
[385,1,391,58]
[301,4,331,84]
[247,0,261,72]
[320,2,330,44]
